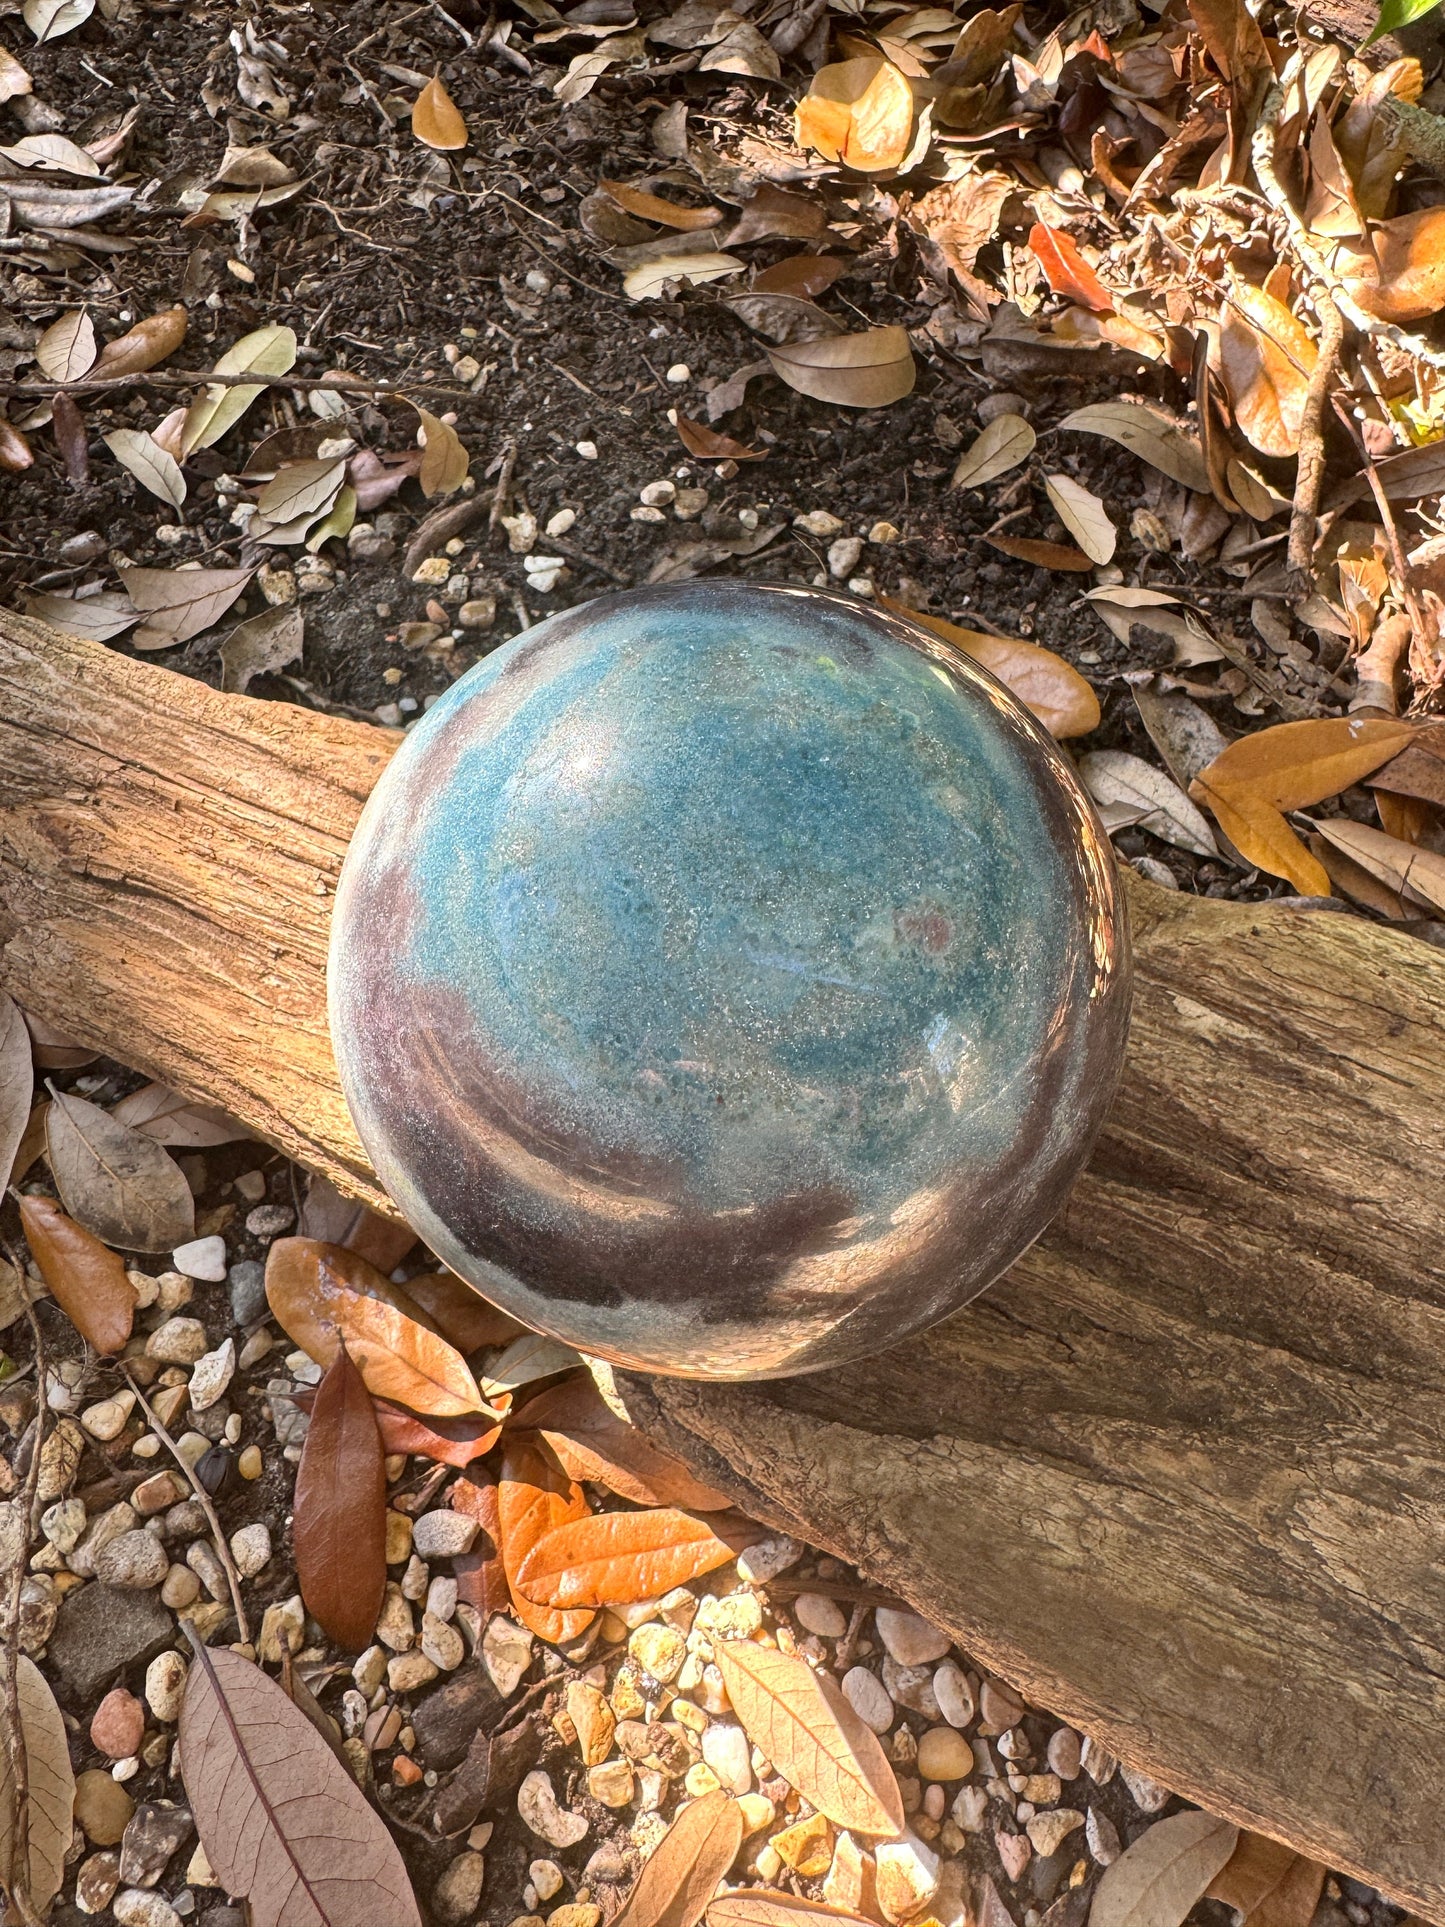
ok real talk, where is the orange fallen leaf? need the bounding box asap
[612,1789,744,1927]
[1028,223,1113,313]
[1343,205,1445,324]
[18,1194,135,1355]
[750,254,846,299]
[412,75,467,150]
[986,533,1094,571]
[1216,282,1317,460]
[882,600,1099,739]
[497,1436,596,1643]
[795,57,915,173]
[513,1372,733,1509]
[674,415,765,462]
[514,1506,756,1607]
[601,179,721,231]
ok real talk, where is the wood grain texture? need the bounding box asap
[3,612,1445,1913]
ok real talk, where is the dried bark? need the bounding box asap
[4,613,1445,1916]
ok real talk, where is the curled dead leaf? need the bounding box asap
[950,412,1035,489]
[674,415,765,462]
[602,178,721,229]
[412,74,467,150]
[0,1656,74,1917]
[498,1436,596,1643]
[35,308,95,382]
[795,57,915,174]
[1028,223,1113,313]
[1044,473,1116,563]
[415,407,470,496]
[613,1789,744,1927]
[512,1371,734,1509]
[93,305,187,378]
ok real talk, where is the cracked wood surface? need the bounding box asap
[2,612,1444,1914]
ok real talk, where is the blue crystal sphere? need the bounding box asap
[329,583,1130,1379]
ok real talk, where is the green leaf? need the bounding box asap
[1364,0,1442,46]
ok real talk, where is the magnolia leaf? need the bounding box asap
[766,325,915,407]
[714,1640,905,1837]
[104,428,186,508]
[451,1470,511,1619]
[1132,682,1231,793]
[23,0,94,42]
[479,1332,583,1399]
[1311,818,1445,915]
[1191,717,1414,812]
[0,992,32,1195]
[94,305,187,378]
[413,74,468,149]
[1079,750,1219,857]
[415,407,469,497]
[750,254,846,299]
[711,1897,877,1927]
[512,1373,733,1510]
[265,1238,492,1418]
[257,456,346,523]
[612,1790,744,1927]
[950,412,1035,489]
[624,251,745,298]
[1217,284,1316,460]
[1028,222,1113,312]
[180,1637,422,1927]
[182,324,298,453]
[0,132,100,174]
[723,293,844,345]
[1059,401,1210,494]
[724,184,826,246]
[498,1436,597,1643]
[0,423,33,472]
[404,1271,526,1354]
[1091,1812,1239,1927]
[0,1655,74,1916]
[219,603,303,695]
[514,1506,754,1608]
[1045,473,1116,563]
[1342,203,1445,323]
[35,308,96,382]
[884,602,1099,739]
[17,1194,135,1354]
[294,1345,387,1650]
[602,178,721,229]
[110,1081,255,1148]
[795,57,915,173]
[44,1087,195,1252]
[988,533,1093,571]
[298,1171,418,1273]
[1208,1831,1329,1927]
[25,590,141,642]
[119,565,253,649]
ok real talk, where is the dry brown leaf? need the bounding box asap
[180,1636,422,1927]
[1080,750,1219,856]
[265,1237,491,1417]
[613,1789,744,1927]
[674,415,765,462]
[1311,819,1445,916]
[1058,401,1210,495]
[0,991,31,1195]
[298,1171,417,1273]
[795,58,915,173]
[1217,284,1317,459]
[104,428,186,509]
[182,324,298,454]
[403,1272,526,1354]
[750,254,846,299]
[219,604,304,695]
[413,74,468,149]
[35,307,95,382]
[1343,205,1445,324]
[93,304,187,378]
[451,1469,511,1618]
[0,422,34,472]
[710,1895,876,1927]
[1044,474,1116,563]
[624,252,744,299]
[602,178,721,229]
[766,325,915,407]
[1201,788,1331,897]
[109,1081,253,1148]
[950,412,1035,489]
[25,589,137,641]
[0,1655,74,1918]
[119,565,254,650]
[44,1087,195,1252]
[415,406,469,496]
[1369,726,1445,808]
[1092,1812,1239,1927]
[0,47,32,100]
[294,1344,387,1651]
[512,1372,733,1509]
[986,532,1093,571]
[1028,224,1112,313]
[17,1193,135,1354]
[497,1436,596,1643]
[514,1506,755,1607]
[1207,1832,1328,1927]
[479,1332,583,1399]
[724,184,825,245]
[714,1640,904,1837]
[882,601,1099,738]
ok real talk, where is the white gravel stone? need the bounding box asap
[518,1769,589,1849]
[426,1575,458,1622]
[735,1533,801,1584]
[841,1665,893,1734]
[421,1612,465,1671]
[352,1646,387,1695]
[1027,1808,1085,1858]
[794,509,844,538]
[951,1784,987,1832]
[411,1509,478,1559]
[81,1392,136,1441]
[189,1339,235,1413]
[433,1849,486,1926]
[170,1236,227,1283]
[145,1652,187,1723]
[375,1586,414,1652]
[1120,1764,1170,1812]
[1086,1807,1121,1864]
[700,1721,751,1794]
[828,535,864,579]
[144,1318,209,1366]
[94,1530,168,1590]
[483,1615,533,1696]
[575,441,598,459]
[933,1660,975,1728]
[229,1523,272,1578]
[529,1859,564,1901]
[875,1833,939,1925]
[793,1592,847,1638]
[883,1655,940,1719]
[113,1891,182,1927]
[640,479,676,505]
[388,1651,439,1693]
[876,1608,951,1667]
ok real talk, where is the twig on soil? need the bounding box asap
[122,1367,251,1646]
[488,440,518,534]
[546,536,630,585]
[1288,294,1344,598]
[835,1601,869,1673]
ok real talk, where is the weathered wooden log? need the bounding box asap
[4,611,1445,1916]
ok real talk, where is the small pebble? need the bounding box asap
[170,1237,227,1283]
[389,1651,439,1693]
[94,1531,168,1591]
[700,1721,751,1794]
[588,1759,634,1807]
[794,1592,846,1638]
[794,509,844,538]
[735,1534,801,1584]
[1047,1728,1082,1780]
[75,1848,121,1914]
[874,1834,939,1923]
[132,1472,184,1518]
[421,1612,465,1671]
[244,1204,294,1240]
[74,1769,135,1846]
[530,1860,564,1902]
[145,1652,187,1724]
[876,1609,951,1668]
[230,1523,272,1577]
[841,1666,893,1734]
[665,363,690,384]
[82,1392,137,1442]
[933,1660,975,1728]
[433,1850,486,1926]
[828,535,864,580]
[996,1829,1031,1881]
[518,1769,589,1849]
[238,1445,263,1480]
[628,1622,685,1682]
[160,1566,199,1610]
[41,1497,86,1554]
[917,1727,974,1781]
[483,1615,534,1696]
[1086,1807,1121,1865]
[411,1509,478,1559]
[980,1677,1026,1732]
[576,441,598,460]
[145,1319,209,1367]
[91,1689,146,1761]
[1027,1808,1085,1858]
[189,1339,236,1413]
[112,1889,181,1927]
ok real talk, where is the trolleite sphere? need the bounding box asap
[329,583,1131,1379]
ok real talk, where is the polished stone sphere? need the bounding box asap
[329,583,1130,1379]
